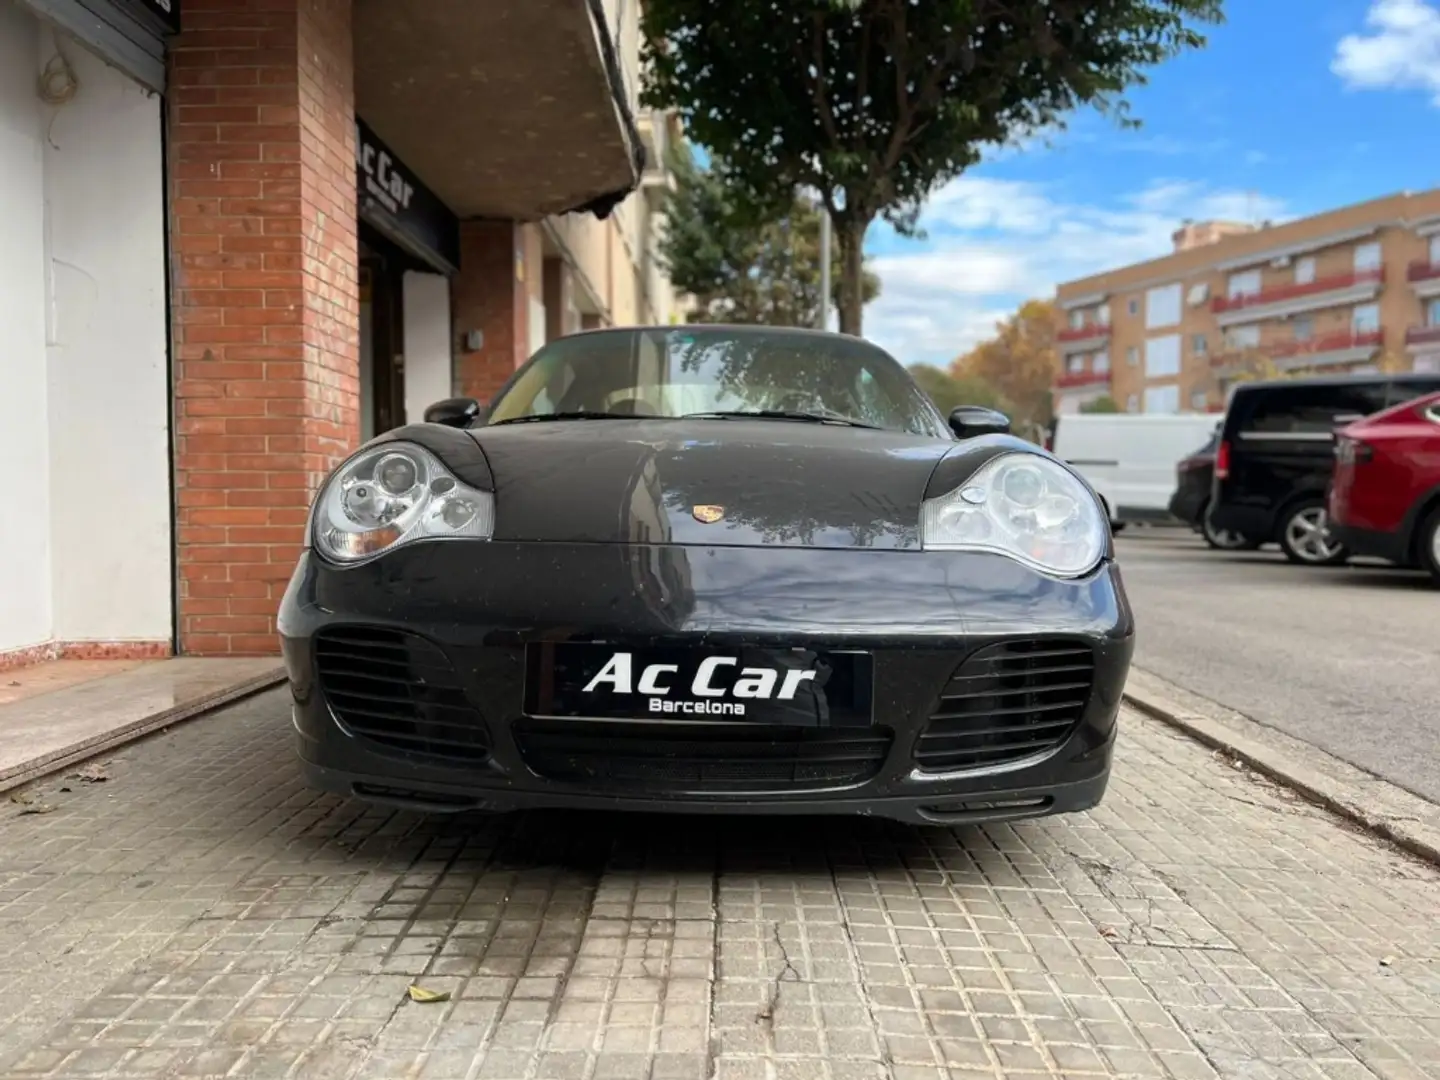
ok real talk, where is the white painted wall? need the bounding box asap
[0,7,171,652]
[41,22,171,644]
[402,271,452,421]
[0,3,53,653]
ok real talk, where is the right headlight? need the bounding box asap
[310,441,495,564]
[920,452,1106,577]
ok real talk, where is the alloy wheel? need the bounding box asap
[1283,505,1345,564]
[1201,507,1250,550]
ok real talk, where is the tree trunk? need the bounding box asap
[836,218,870,337]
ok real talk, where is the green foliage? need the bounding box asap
[1080,395,1122,414]
[660,149,879,326]
[908,364,1009,416]
[642,0,1223,333]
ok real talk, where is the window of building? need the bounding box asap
[1145,283,1182,329]
[1126,346,1139,367]
[1225,325,1261,350]
[1145,335,1181,378]
[1145,385,1180,414]
[1096,304,1111,326]
[1294,257,1316,285]
[1428,298,1440,326]
[1127,298,1139,316]
[1430,235,1440,267]
[1227,269,1261,299]
[1069,308,1085,329]
[1293,316,1314,341]
[1126,394,1139,413]
[1094,352,1110,374]
[1354,241,1382,272]
[1191,333,1207,355]
[1352,302,1380,334]
[1190,390,1208,411]
[1067,354,1084,374]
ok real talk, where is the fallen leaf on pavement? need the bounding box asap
[9,792,35,805]
[71,763,110,783]
[1380,955,1397,967]
[406,984,450,1004]
[18,802,57,815]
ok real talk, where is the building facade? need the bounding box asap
[1052,189,1440,416]
[0,0,681,667]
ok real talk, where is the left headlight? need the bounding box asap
[310,441,495,564]
[920,452,1106,577]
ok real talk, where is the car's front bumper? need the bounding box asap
[279,542,1136,826]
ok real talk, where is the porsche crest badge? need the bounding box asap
[692,505,726,524]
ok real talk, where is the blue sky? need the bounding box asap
[859,0,1440,366]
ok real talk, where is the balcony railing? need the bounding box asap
[1211,329,1383,366]
[1406,324,1440,346]
[1211,268,1384,314]
[1054,371,1111,389]
[1056,323,1109,343]
[1408,260,1440,284]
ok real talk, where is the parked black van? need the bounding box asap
[1209,373,1440,565]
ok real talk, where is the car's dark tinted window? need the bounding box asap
[1386,378,1440,407]
[1239,381,1391,435]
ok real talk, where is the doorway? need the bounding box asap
[358,225,411,440]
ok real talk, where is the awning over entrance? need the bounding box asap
[353,0,644,222]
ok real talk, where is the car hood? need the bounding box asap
[468,418,954,549]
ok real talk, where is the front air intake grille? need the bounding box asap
[314,627,490,763]
[513,720,893,793]
[915,641,1095,771]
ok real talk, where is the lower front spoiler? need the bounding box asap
[297,747,1112,828]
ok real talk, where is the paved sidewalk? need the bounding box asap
[1,690,1438,1080]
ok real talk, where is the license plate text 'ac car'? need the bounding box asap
[523,643,875,727]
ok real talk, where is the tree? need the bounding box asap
[951,299,1061,439]
[909,364,1010,416]
[660,148,880,327]
[641,0,1223,335]
[1080,395,1122,414]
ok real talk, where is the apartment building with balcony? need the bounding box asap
[1052,189,1440,416]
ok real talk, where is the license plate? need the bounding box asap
[523,643,875,727]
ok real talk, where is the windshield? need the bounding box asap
[486,326,948,437]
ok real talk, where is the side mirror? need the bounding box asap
[948,405,1011,440]
[423,397,485,428]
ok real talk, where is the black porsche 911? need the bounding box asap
[278,324,1135,826]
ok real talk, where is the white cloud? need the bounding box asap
[1332,0,1440,104]
[864,176,1288,366]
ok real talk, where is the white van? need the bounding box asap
[1049,413,1220,528]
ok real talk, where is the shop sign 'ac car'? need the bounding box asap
[278,325,1135,825]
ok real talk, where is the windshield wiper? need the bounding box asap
[682,409,881,429]
[491,411,634,426]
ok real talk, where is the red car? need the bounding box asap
[1329,390,1440,584]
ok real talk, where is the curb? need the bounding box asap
[1,667,286,795]
[1123,667,1440,867]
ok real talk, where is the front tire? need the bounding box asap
[1417,506,1440,588]
[1278,499,1349,566]
[1200,501,1259,551]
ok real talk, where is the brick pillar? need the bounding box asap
[168,0,359,656]
[453,221,526,402]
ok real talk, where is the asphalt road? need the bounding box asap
[1115,526,1440,803]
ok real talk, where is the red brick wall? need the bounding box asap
[454,221,525,402]
[167,0,359,656]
